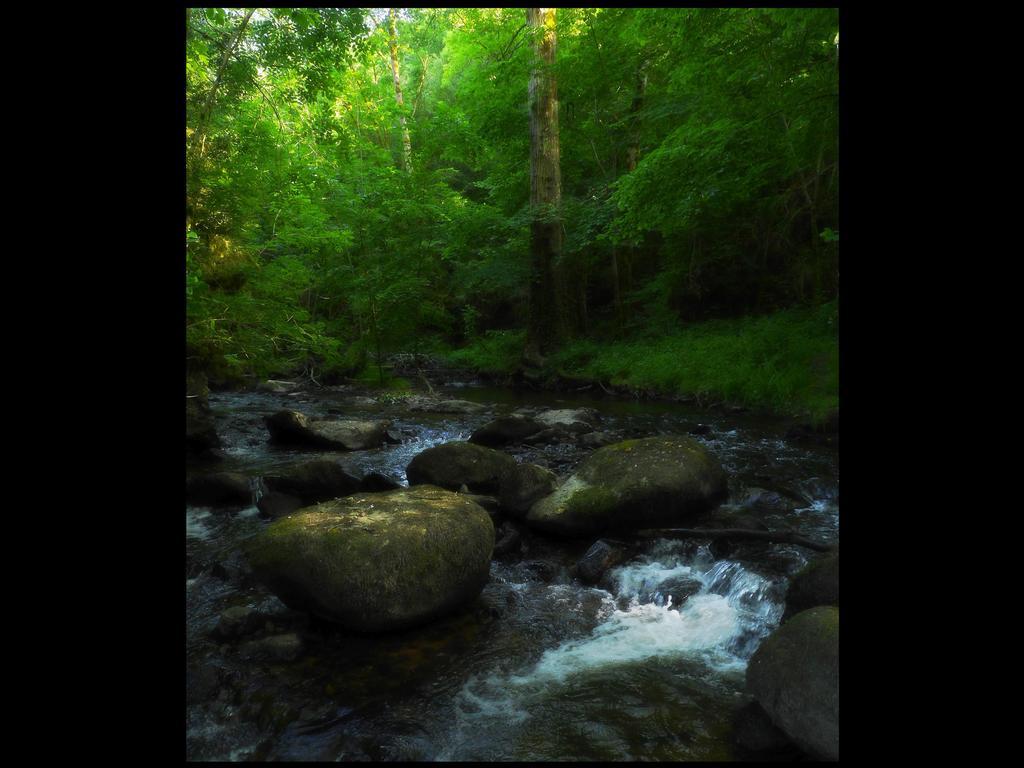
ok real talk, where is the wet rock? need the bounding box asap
[461,493,501,516]
[406,441,516,494]
[733,701,799,755]
[575,539,631,585]
[739,487,793,515]
[262,459,362,504]
[497,462,559,518]
[783,552,838,621]
[264,410,391,451]
[384,429,403,444]
[534,408,599,434]
[526,436,729,537]
[469,415,546,447]
[186,472,252,507]
[257,492,303,519]
[746,606,839,761]
[214,605,262,640]
[493,521,522,557]
[650,575,703,607]
[239,633,304,662]
[689,423,713,437]
[186,372,221,458]
[360,471,402,492]
[209,550,257,587]
[246,486,495,632]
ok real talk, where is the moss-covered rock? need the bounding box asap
[746,606,839,761]
[264,410,391,451]
[406,441,516,494]
[783,552,838,621]
[525,436,728,537]
[246,486,494,632]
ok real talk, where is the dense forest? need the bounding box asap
[186,7,838,421]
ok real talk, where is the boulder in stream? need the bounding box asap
[469,415,546,447]
[264,410,391,451]
[186,472,252,507]
[526,436,729,537]
[262,459,362,503]
[186,371,221,459]
[782,552,838,621]
[406,441,516,494]
[746,606,839,761]
[246,486,494,632]
[575,539,632,585]
[497,462,559,517]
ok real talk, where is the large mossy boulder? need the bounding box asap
[406,441,516,494]
[746,606,839,761]
[783,552,839,621]
[525,436,728,537]
[246,486,494,632]
[264,410,391,451]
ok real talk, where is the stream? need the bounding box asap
[186,383,838,761]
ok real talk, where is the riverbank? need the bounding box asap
[441,302,838,426]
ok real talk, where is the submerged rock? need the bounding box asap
[746,606,839,761]
[783,552,838,621]
[406,441,516,494]
[526,436,729,537]
[246,486,494,632]
[264,410,391,451]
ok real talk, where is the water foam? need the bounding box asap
[186,508,214,540]
[445,545,783,756]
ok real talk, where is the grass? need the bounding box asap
[442,302,838,424]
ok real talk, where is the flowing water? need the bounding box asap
[186,384,837,761]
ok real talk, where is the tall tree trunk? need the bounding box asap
[388,8,413,173]
[523,7,563,366]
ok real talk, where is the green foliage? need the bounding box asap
[185,8,839,417]
[549,301,839,422]
[444,330,527,376]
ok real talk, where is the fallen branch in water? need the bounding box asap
[634,527,833,552]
